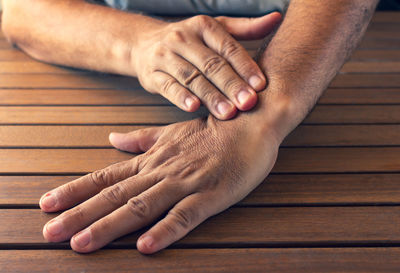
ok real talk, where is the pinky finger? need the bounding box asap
[137,193,212,254]
[152,71,201,112]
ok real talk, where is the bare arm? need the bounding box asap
[1,0,281,119]
[253,0,378,141]
[38,0,379,254]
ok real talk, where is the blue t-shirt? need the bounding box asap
[104,0,288,16]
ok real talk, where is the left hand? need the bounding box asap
[39,115,280,254]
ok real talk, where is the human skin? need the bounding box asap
[1,0,281,119]
[9,0,378,254]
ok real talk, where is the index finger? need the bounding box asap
[200,17,267,91]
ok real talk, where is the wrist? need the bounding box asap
[244,82,302,146]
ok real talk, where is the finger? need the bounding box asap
[176,42,258,111]
[137,193,212,254]
[159,53,243,117]
[70,178,190,253]
[216,12,282,40]
[39,157,140,212]
[109,126,164,153]
[146,70,201,113]
[153,70,236,120]
[198,15,267,91]
[43,173,158,243]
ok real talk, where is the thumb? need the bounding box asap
[216,12,282,40]
[109,126,164,153]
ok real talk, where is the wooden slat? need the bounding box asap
[0,149,132,174]
[319,88,400,104]
[0,74,143,89]
[0,73,398,89]
[0,106,205,124]
[1,248,400,273]
[370,12,400,23]
[283,125,400,146]
[1,105,399,124]
[1,124,400,148]
[0,147,398,174]
[0,61,93,74]
[0,89,169,105]
[1,88,400,105]
[351,50,400,61]
[329,74,400,88]
[2,173,400,206]
[0,126,147,147]
[1,207,400,245]
[340,62,400,73]
[305,105,400,124]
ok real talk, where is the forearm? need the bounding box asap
[1,0,163,76]
[252,0,378,142]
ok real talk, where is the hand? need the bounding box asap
[133,13,281,119]
[39,115,280,254]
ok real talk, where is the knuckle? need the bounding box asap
[90,169,111,188]
[201,89,220,105]
[166,30,186,43]
[178,68,202,87]
[222,76,241,93]
[220,40,241,58]
[99,184,128,206]
[203,56,227,76]
[160,77,179,97]
[193,15,214,29]
[126,197,149,219]
[168,207,195,230]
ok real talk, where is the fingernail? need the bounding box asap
[217,101,232,116]
[237,90,251,105]
[73,229,91,248]
[249,75,264,90]
[185,97,195,110]
[40,193,56,209]
[139,236,154,249]
[46,220,63,236]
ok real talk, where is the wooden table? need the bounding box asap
[1,11,400,272]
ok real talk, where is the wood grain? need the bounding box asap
[1,248,400,273]
[0,74,143,89]
[0,89,169,105]
[1,105,400,124]
[1,124,400,147]
[0,61,93,74]
[0,106,205,124]
[340,62,400,73]
[2,173,400,206]
[1,207,400,245]
[0,73,399,89]
[0,147,398,174]
[318,88,400,104]
[350,50,400,61]
[1,88,400,105]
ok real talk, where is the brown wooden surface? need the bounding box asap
[1,248,399,273]
[1,12,400,272]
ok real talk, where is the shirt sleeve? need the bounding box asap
[103,0,289,16]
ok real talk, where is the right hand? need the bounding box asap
[133,13,281,120]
